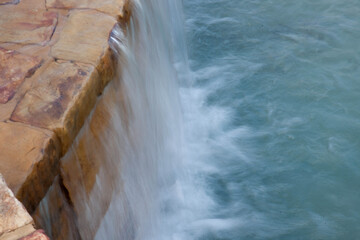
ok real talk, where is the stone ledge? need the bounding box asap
[0,0,130,237]
[0,0,58,45]
[0,174,50,239]
[0,174,34,238]
[0,122,61,213]
[46,0,127,20]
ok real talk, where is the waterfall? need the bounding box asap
[95,0,185,239]
[35,0,188,239]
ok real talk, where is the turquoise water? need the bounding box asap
[179,0,360,239]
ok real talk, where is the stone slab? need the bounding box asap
[0,122,61,213]
[0,175,34,238]
[51,10,116,65]
[0,0,58,45]
[20,230,50,240]
[60,76,129,239]
[0,48,42,104]
[46,0,127,19]
[11,61,103,154]
[0,0,19,5]
[33,177,80,240]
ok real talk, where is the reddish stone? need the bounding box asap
[0,0,19,5]
[20,230,50,240]
[0,48,42,104]
[0,0,58,45]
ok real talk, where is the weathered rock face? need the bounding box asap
[0,122,61,213]
[51,10,116,65]
[0,48,42,104]
[62,83,124,239]
[33,177,80,240]
[0,0,57,45]
[0,174,35,240]
[33,62,131,239]
[0,0,19,5]
[19,230,50,240]
[0,0,130,238]
[11,61,101,154]
[46,0,127,19]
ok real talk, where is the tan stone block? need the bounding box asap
[0,48,42,104]
[0,224,35,240]
[51,10,116,66]
[0,0,58,45]
[19,230,50,240]
[0,0,19,5]
[46,0,128,19]
[33,177,80,240]
[60,78,128,239]
[0,174,35,238]
[11,61,102,154]
[0,122,61,213]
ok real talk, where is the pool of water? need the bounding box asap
[176,0,360,239]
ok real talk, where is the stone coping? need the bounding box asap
[0,174,49,239]
[0,0,130,236]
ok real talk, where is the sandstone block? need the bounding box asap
[0,48,42,104]
[0,0,19,5]
[0,175,35,239]
[20,230,50,240]
[59,78,129,239]
[0,122,61,213]
[46,0,128,19]
[51,10,116,65]
[0,0,57,45]
[33,177,80,240]
[11,61,103,154]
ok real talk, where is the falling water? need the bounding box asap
[93,0,186,239]
[37,0,360,239]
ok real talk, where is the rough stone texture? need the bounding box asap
[0,0,57,45]
[11,61,102,154]
[19,229,50,240]
[46,0,127,19]
[0,122,61,213]
[0,0,19,5]
[51,10,116,65]
[33,177,80,240]
[59,76,129,239]
[0,0,129,238]
[0,175,34,239]
[0,48,42,104]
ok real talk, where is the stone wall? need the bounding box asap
[0,0,131,238]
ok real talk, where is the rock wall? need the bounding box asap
[0,0,131,238]
[0,174,49,239]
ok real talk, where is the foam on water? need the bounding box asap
[40,0,360,239]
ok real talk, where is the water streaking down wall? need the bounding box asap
[36,0,184,239]
[35,0,360,239]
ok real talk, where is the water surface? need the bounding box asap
[176,0,360,239]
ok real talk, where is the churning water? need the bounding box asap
[42,0,360,239]
[176,0,360,239]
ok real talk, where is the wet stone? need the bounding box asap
[0,48,42,104]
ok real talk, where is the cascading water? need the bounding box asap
[36,0,186,239]
[38,0,360,239]
[91,0,186,239]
